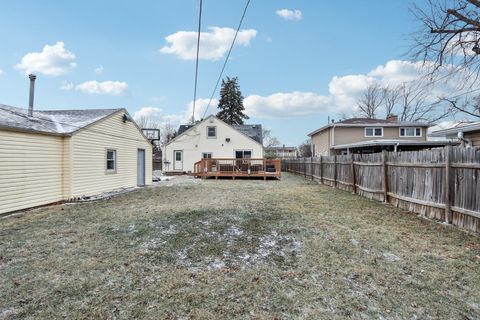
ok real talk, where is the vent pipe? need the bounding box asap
[28,74,36,117]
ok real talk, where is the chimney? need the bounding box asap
[386,114,398,123]
[28,74,36,117]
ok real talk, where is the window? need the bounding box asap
[106,149,116,172]
[365,127,383,137]
[175,151,182,161]
[207,126,216,138]
[235,150,252,158]
[400,127,422,137]
[202,152,212,159]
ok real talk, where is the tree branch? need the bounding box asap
[431,27,480,33]
[466,0,480,9]
[447,9,480,28]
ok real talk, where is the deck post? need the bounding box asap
[444,146,452,224]
[350,153,356,194]
[382,150,388,203]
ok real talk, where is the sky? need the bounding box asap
[0,0,462,146]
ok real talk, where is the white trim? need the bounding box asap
[206,126,217,139]
[399,127,422,137]
[173,150,183,170]
[365,127,383,137]
[164,115,263,148]
[106,149,117,174]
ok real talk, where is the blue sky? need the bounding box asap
[0,0,436,145]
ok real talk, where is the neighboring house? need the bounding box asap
[0,104,153,214]
[308,115,456,156]
[429,121,480,147]
[163,115,263,173]
[265,145,297,158]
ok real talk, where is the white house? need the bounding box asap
[163,115,264,173]
[0,104,153,214]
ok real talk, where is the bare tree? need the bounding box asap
[441,95,480,118]
[262,129,281,148]
[160,122,177,145]
[411,0,480,79]
[135,115,152,129]
[356,83,385,119]
[382,85,401,117]
[297,140,312,157]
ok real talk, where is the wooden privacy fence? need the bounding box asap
[282,147,480,233]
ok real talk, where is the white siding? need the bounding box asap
[71,111,152,197]
[164,117,264,172]
[0,130,65,214]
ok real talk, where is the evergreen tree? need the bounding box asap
[216,76,249,125]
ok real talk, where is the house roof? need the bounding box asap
[332,139,458,150]
[265,146,296,151]
[0,104,121,135]
[308,118,430,137]
[177,124,195,135]
[429,121,480,137]
[232,124,263,144]
[166,115,263,147]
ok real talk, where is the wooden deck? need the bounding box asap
[193,158,281,180]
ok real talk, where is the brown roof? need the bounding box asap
[336,118,391,124]
[308,117,430,137]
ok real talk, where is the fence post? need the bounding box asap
[445,146,452,224]
[319,156,323,184]
[382,150,388,203]
[350,153,356,194]
[304,157,307,177]
[334,155,337,188]
[311,157,314,180]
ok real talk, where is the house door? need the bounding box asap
[137,149,146,186]
[174,150,183,170]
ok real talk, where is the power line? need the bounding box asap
[191,0,203,124]
[202,0,251,119]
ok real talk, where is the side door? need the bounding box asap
[174,150,183,170]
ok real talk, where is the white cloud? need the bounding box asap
[94,65,104,74]
[60,80,74,91]
[276,9,302,21]
[136,60,473,122]
[245,92,332,118]
[243,60,473,118]
[133,98,219,130]
[16,41,76,76]
[76,80,128,95]
[160,27,257,60]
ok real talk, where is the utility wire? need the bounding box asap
[202,0,251,119]
[191,0,203,124]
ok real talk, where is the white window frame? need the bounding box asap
[399,127,422,137]
[106,149,117,174]
[365,127,383,137]
[202,152,213,159]
[207,126,217,139]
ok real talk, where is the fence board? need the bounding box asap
[282,146,480,233]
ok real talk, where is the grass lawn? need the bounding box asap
[1,173,480,319]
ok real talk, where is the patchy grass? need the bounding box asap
[1,174,479,319]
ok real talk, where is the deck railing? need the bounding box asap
[194,158,281,179]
